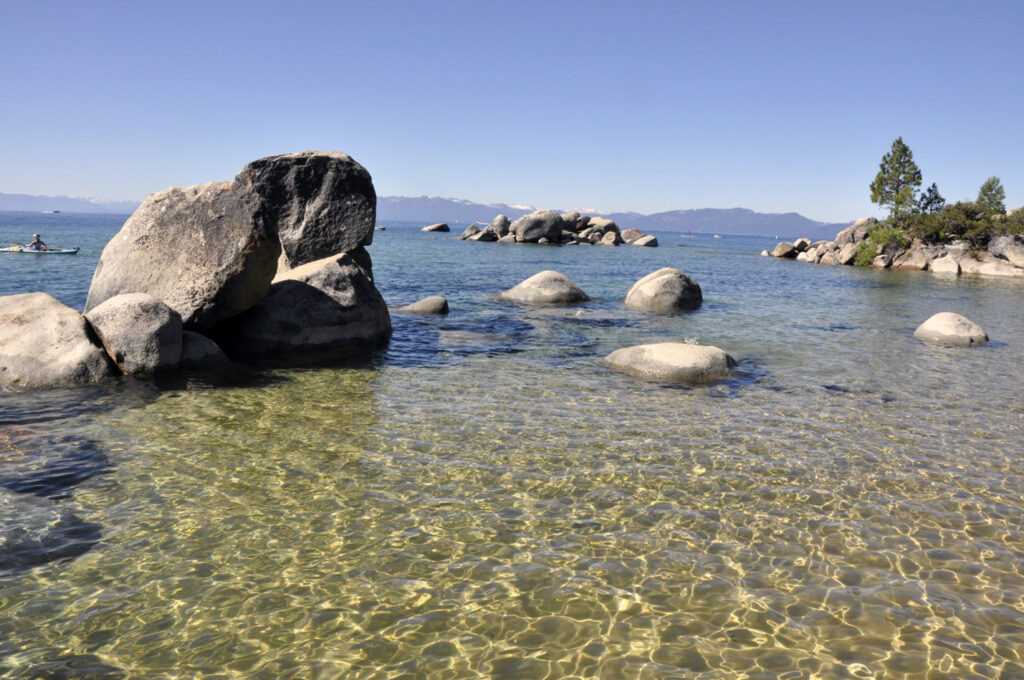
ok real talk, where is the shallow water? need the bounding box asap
[2,217,1024,678]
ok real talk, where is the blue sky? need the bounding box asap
[1,0,1021,222]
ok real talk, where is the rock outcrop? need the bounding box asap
[448,210,656,248]
[1,293,115,388]
[85,181,280,330]
[84,293,183,375]
[604,343,736,382]
[511,210,564,243]
[499,271,589,304]
[396,296,449,315]
[422,223,450,232]
[212,251,391,363]
[914,313,988,346]
[624,268,702,311]
[770,217,1024,279]
[236,151,376,270]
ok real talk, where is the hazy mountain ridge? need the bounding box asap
[0,192,139,214]
[377,196,851,239]
[0,192,852,239]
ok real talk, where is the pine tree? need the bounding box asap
[916,182,945,214]
[870,137,923,223]
[977,176,1006,214]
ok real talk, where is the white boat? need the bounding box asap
[1,246,80,255]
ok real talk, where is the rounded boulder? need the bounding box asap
[914,313,988,346]
[605,343,736,382]
[84,293,183,375]
[499,271,589,304]
[624,268,702,311]
[396,296,449,315]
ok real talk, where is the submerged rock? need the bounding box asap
[914,312,988,346]
[85,293,183,375]
[85,181,280,330]
[396,296,450,315]
[604,343,736,382]
[499,271,589,304]
[1,293,115,388]
[0,488,102,572]
[237,150,376,270]
[624,268,702,311]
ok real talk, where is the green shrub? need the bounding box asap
[853,240,877,267]
[867,223,908,249]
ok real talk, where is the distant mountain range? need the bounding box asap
[0,192,853,239]
[378,196,852,239]
[0,192,139,215]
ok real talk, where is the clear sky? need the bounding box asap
[1,0,1021,223]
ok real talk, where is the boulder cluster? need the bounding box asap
[1,151,391,389]
[766,216,1024,278]
[454,211,658,247]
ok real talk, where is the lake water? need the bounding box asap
[2,212,1024,678]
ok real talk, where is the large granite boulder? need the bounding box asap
[836,243,858,265]
[212,251,391,363]
[604,343,736,382]
[624,268,702,311]
[587,217,619,234]
[511,210,564,243]
[84,293,183,375]
[834,217,876,247]
[487,215,512,238]
[989,235,1024,268]
[457,224,481,240]
[914,313,988,346]
[422,223,450,232]
[468,228,499,242]
[396,296,449,315]
[929,255,960,275]
[891,244,939,271]
[85,181,280,330]
[793,237,812,252]
[179,332,230,370]
[499,271,589,304]
[632,234,659,247]
[1,293,115,388]
[620,228,644,244]
[235,151,376,270]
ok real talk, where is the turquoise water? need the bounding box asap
[2,214,1024,678]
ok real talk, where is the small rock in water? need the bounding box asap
[396,296,449,315]
[604,342,736,382]
[914,312,988,346]
[499,271,589,304]
[421,223,450,232]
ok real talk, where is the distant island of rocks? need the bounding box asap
[422,211,659,247]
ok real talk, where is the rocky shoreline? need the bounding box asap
[766,216,1024,278]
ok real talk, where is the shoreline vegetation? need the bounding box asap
[767,137,1024,277]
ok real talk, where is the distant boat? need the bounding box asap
[1,245,80,255]
[713,234,723,239]
[374,225,386,231]
[43,210,61,214]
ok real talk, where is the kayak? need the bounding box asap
[1,246,80,255]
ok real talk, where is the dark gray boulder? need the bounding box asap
[84,293,183,375]
[468,228,499,242]
[624,268,702,311]
[179,331,230,370]
[487,215,512,237]
[499,270,589,304]
[212,252,391,363]
[511,210,563,243]
[1,293,116,388]
[235,151,376,270]
[85,181,280,330]
[396,296,449,315]
[599,231,624,246]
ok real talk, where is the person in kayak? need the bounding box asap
[25,234,47,250]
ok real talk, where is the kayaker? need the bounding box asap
[25,234,47,251]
